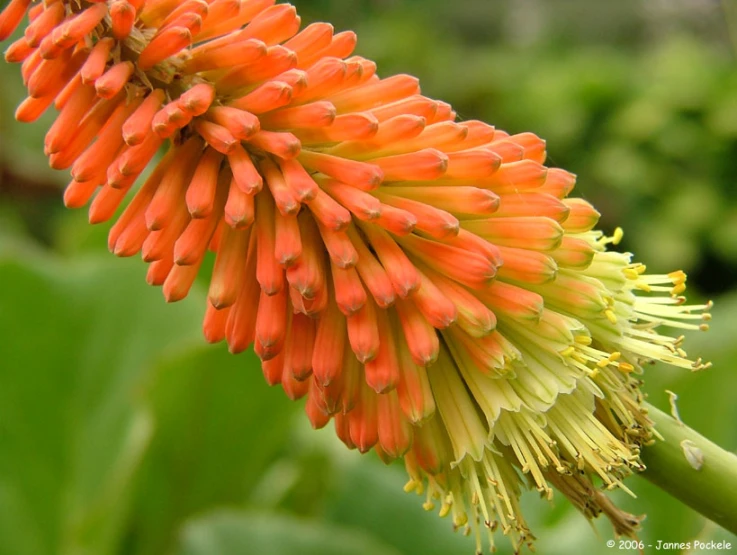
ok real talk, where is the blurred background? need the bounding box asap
[1,1,736,554]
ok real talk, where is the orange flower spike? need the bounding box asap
[331,263,366,317]
[305,189,351,231]
[311,295,347,386]
[284,312,315,380]
[110,0,136,39]
[186,147,224,218]
[206,106,260,140]
[346,225,395,309]
[376,390,413,459]
[298,150,383,191]
[227,143,263,194]
[209,224,252,309]
[278,158,318,202]
[23,0,64,47]
[0,0,31,40]
[184,37,267,73]
[121,89,165,145]
[224,178,255,229]
[317,224,358,268]
[95,61,134,99]
[145,137,203,230]
[319,179,381,221]
[373,191,458,239]
[138,26,192,71]
[359,224,419,298]
[192,119,239,155]
[247,129,301,159]
[230,80,293,114]
[254,288,288,360]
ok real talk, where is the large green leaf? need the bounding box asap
[0,253,203,555]
[174,510,403,555]
[126,344,300,555]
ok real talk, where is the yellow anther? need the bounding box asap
[612,227,624,245]
[439,503,452,518]
[403,480,420,493]
[605,309,618,324]
[623,268,639,280]
[618,362,635,373]
[609,351,621,361]
[423,500,436,511]
[454,513,469,527]
[575,335,592,346]
[671,283,686,295]
[559,346,575,357]
[699,323,710,332]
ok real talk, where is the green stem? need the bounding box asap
[640,403,737,535]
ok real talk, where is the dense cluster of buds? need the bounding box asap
[0,0,712,552]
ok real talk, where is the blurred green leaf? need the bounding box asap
[0,253,202,555]
[174,510,403,555]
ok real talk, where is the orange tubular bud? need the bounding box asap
[260,100,336,129]
[216,45,297,92]
[298,150,383,191]
[227,143,263,194]
[274,210,302,267]
[285,312,315,381]
[360,224,419,298]
[64,177,102,209]
[285,216,326,300]
[186,148,224,218]
[346,225,395,309]
[327,74,420,113]
[95,61,134,99]
[561,198,601,233]
[368,148,448,182]
[28,48,87,99]
[394,297,439,366]
[370,96,438,122]
[238,3,300,45]
[294,112,379,144]
[317,224,357,269]
[110,0,136,39]
[15,94,54,122]
[374,204,417,236]
[364,307,400,393]
[209,224,251,309]
[430,272,497,338]
[0,0,32,41]
[229,80,293,114]
[260,157,299,215]
[463,216,564,252]
[180,83,216,115]
[284,21,333,65]
[224,177,255,229]
[398,233,496,291]
[4,37,34,63]
[152,102,192,138]
[49,3,108,50]
[224,236,260,353]
[444,148,501,179]
[376,391,413,459]
[254,190,284,295]
[384,186,500,218]
[207,106,260,140]
[138,26,192,70]
[193,119,239,155]
[346,299,380,365]
[311,296,346,386]
[115,131,164,182]
[203,302,230,344]
[331,263,366,316]
[23,1,64,47]
[80,37,115,85]
[278,157,318,202]
[373,190,458,239]
[305,189,351,231]
[122,89,165,145]
[246,130,301,159]
[310,30,357,64]
[319,178,381,222]
[184,37,267,73]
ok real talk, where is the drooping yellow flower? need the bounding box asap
[0,1,711,552]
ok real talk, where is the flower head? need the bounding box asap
[0,1,712,552]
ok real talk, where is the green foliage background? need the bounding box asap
[1,1,736,554]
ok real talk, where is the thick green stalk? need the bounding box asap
[640,403,737,534]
